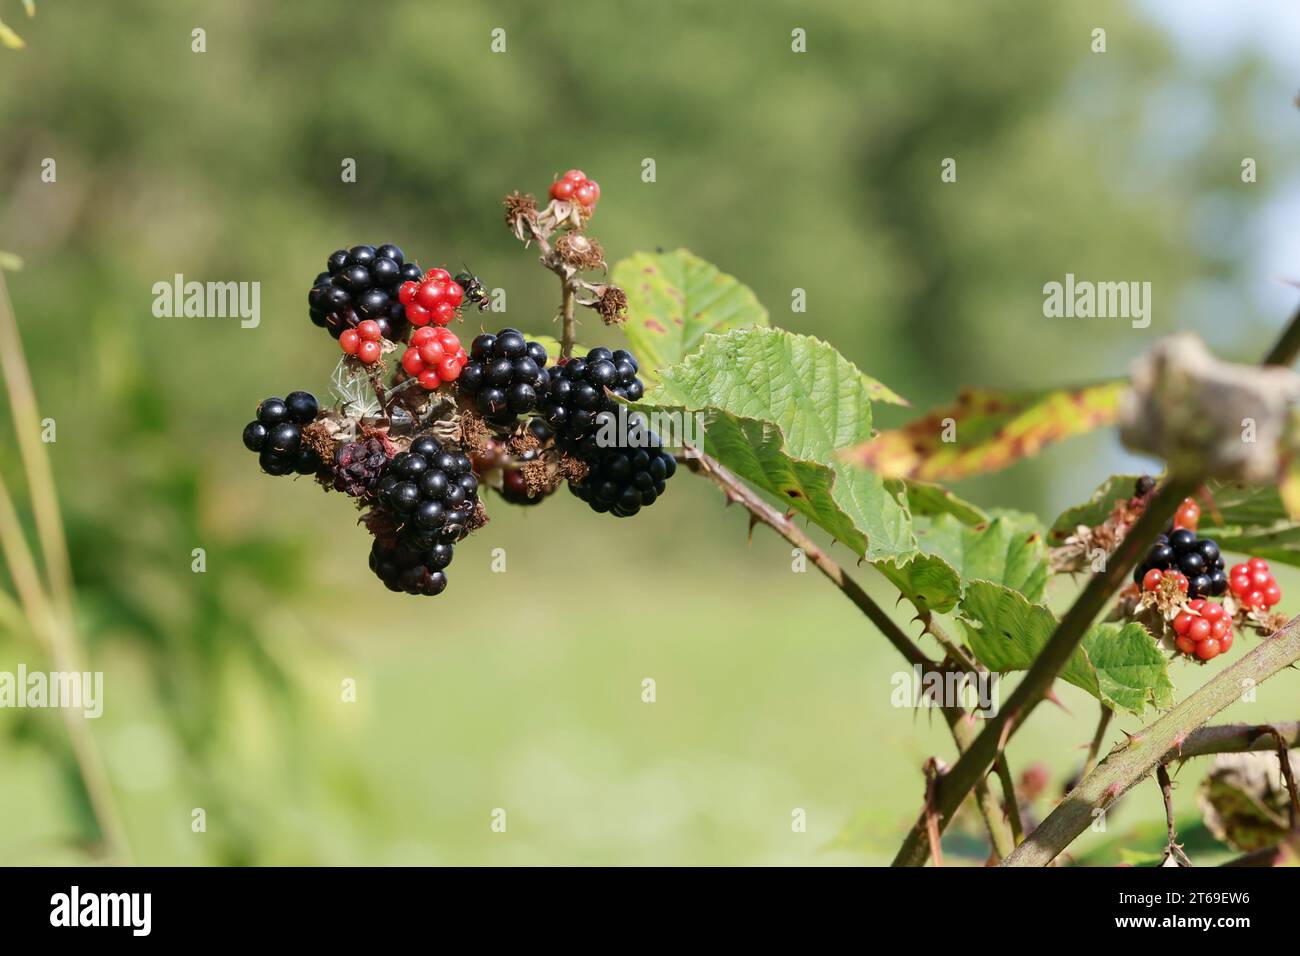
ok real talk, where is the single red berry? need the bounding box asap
[1230,563,1250,578]
[411,326,438,347]
[550,180,574,201]
[1211,617,1230,640]
[340,329,360,354]
[432,301,457,326]
[1202,602,1226,622]
[574,181,597,206]
[1264,583,1282,606]
[444,282,464,308]
[417,369,441,390]
[1248,557,1270,573]
[587,179,600,201]
[1195,638,1221,661]
[1172,612,1195,636]
[1250,569,1271,589]
[424,268,451,283]
[1230,574,1251,597]
[433,327,460,349]
[401,348,424,376]
[437,355,462,381]
[1245,590,1267,609]
[455,347,468,363]
[1220,631,1234,652]
[562,169,586,182]
[357,340,382,364]
[1188,618,1212,642]
[418,342,446,366]
[1172,498,1201,531]
[406,303,432,327]
[1175,635,1197,655]
[398,281,420,305]
[357,319,383,342]
[1142,569,1164,591]
[415,281,446,311]
[1188,598,1206,612]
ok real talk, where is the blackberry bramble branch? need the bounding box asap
[241,172,672,596]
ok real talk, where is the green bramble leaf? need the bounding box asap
[845,382,1124,482]
[1196,480,1300,569]
[641,326,914,560]
[959,582,1173,716]
[612,249,768,383]
[877,510,1048,615]
[899,479,989,527]
[1047,474,1143,546]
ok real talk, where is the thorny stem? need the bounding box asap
[683,451,1016,859]
[1002,615,1300,866]
[1262,726,1300,828]
[1084,705,1114,777]
[994,757,1026,846]
[0,271,131,864]
[1156,764,1191,867]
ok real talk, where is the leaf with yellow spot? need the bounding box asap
[845,381,1125,481]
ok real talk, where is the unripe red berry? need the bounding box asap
[401,348,424,376]
[398,281,419,305]
[432,301,456,326]
[411,327,438,347]
[1195,638,1221,660]
[419,342,446,366]
[406,303,432,327]
[574,182,597,206]
[340,329,360,354]
[357,340,382,364]
[551,179,575,201]
[417,369,441,390]
[357,319,383,342]
[1188,618,1212,642]
[1142,569,1164,591]
[437,355,462,381]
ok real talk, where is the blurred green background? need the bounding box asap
[2,0,1299,865]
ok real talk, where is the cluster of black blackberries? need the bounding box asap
[570,431,677,517]
[1133,528,1228,598]
[331,437,390,499]
[242,392,321,476]
[308,244,423,342]
[369,436,477,591]
[540,346,645,443]
[456,329,551,424]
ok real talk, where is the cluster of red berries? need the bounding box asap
[1228,558,1282,610]
[549,169,600,208]
[1172,599,1233,660]
[397,268,465,328]
[339,319,386,365]
[401,326,468,390]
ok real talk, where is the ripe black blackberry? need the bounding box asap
[242,391,321,477]
[569,426,676,517]
[455,328,552,425]
[308,244,423,342]
[331,436,390,498]
[539,346,645,443]
[368,536,451,596]
[1133,527,1227,598]
[375,436,479,549]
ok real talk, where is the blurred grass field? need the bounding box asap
[2,0,1300,865]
